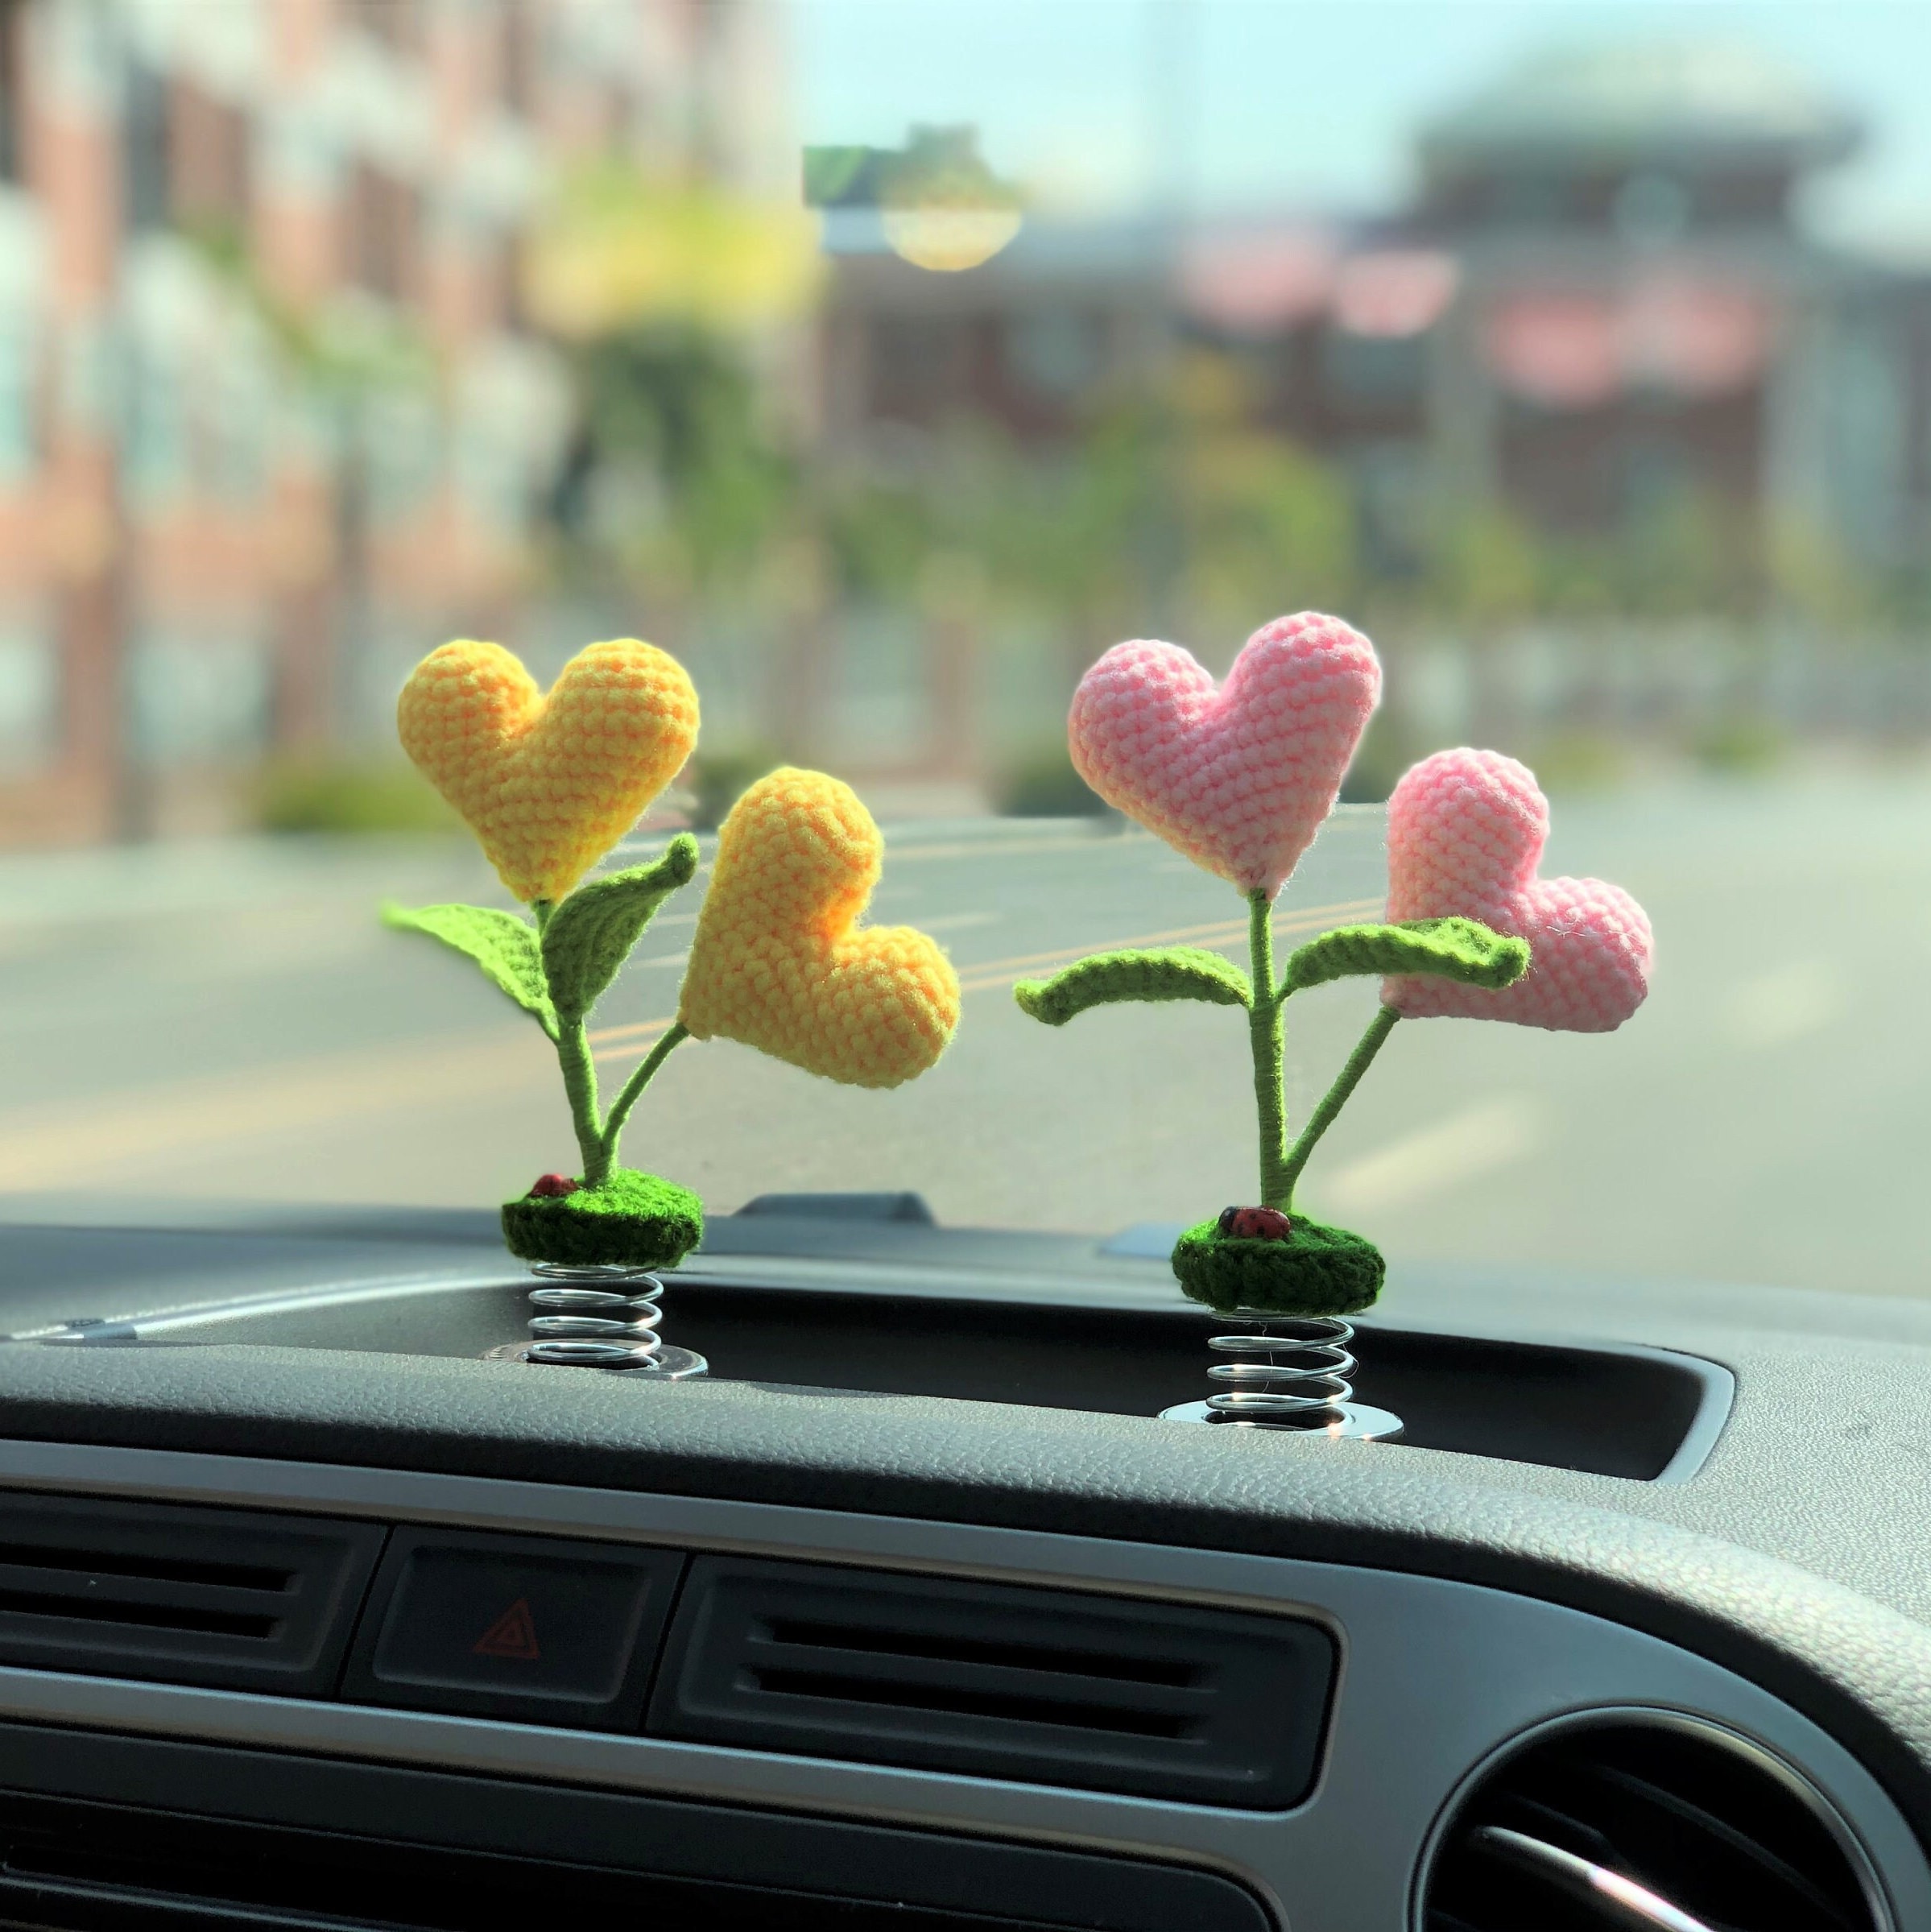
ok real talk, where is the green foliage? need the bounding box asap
[1015,947,1251,1026]
[382,903,557,1038]
[995,747,1111,818]
[1693,713,1788,776]
[1526,727,1629,794]
[1431,506,1539,624]
[1336,709,1417,806]
[540,836,699,1022]
[258,758,454,835]
[571,325,795,585]
[1183,424,1358,625]
[687,747,779,830]
[820,475,931,600]
[1283,918,1528,996]
[803,146,870,204]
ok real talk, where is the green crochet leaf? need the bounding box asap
[382,902,557,1038]
[1014,946,1251,1026]
[540,834,700,1023]
[1281,916,1530,996]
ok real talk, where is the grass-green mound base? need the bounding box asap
[1171,1215,1384,1315]
[501,1169,704,1269]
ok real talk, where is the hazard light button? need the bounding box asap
[343,1530,684,1729]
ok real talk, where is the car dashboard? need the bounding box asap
[0,1202,1922,1932]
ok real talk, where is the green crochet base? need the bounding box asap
[501,1168,704,1269]
[1171,1216,1384,1316]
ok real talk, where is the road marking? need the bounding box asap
[589,897,1388,1030]
[953,897,1385,996]
[916,911,1004,933]
[1317,1095,1542,1214]
[1722,962,1843,1049]
[0,896,1400,1179]
[0,1026,547,1189]
[591,1018,676,1061]
[886,832,1152,863]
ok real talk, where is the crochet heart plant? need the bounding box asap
[1071,615,1383,898]
[384,639,960,1270]
[399,638,701,905]
[1383,748,1651,1032]
[680,769,959,1089]
[1019,612,1651,1318]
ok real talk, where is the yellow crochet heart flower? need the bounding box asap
[398,638,699,904]
[678,768,960,1088]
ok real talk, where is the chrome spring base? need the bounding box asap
[1160,1312,1401,1438]
[484,1264,708,1378]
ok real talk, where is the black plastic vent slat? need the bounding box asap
[0,1561,292,1607]
[1581,1761,1853,1926]
[761,1618,1202,1686]
[1424,1720,1877,1932]
[0,1542,292,1593]
[747,1667,1197,1739]
[746,1633,1214,1721]
[0,1494,384,1695]
[0,1587,278,1639]
[649,1556,1334,1809]
[0,1555,299,1635]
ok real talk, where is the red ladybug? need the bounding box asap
[528,1173,580,1199]
[1216,1205,1293,1241]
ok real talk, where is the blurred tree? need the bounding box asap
[1181,433,1357,641]
[1616,484,1757,619]
[1429,504,1539,626]
[567,325,796,590]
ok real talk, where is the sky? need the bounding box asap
[789,0,1931,259]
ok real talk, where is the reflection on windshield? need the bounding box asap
[0,2,1923,1299]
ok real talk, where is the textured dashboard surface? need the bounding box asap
[2,1334,1929,1855]
[2,1203,1930,1862]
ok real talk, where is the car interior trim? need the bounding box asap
[0,1438,1914,1931]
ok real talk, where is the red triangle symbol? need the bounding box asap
[472,1597,541,1661]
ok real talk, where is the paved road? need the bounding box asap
[0,773,1925,1299]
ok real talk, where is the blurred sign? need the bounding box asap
[1179,230,1336,334]
[525,163,822,338]
[1486,280,1771,407]
[1332,250,1461,338]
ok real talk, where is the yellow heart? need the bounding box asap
[398,639,698,904]
[678,769,960,1089]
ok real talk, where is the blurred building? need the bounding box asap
[819,43,1931,599]
[0,0,784,842]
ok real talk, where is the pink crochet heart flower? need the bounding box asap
[1383,748,1652,1032]
[1069,613,1381,899]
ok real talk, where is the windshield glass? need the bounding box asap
[0,0,1923,1300]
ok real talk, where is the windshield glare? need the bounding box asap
[0,0,1922,1300]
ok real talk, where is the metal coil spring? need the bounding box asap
[487,1264,707,1377]
[526,1263,668,1369]
[1205,1313,1357,1428]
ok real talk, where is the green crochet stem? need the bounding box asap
[601,1021,689,1159]
[1280,1003,1401,1208]
[535,901,604,1181]
[1247,890,1291,1210]
[556,1016,609,1182]
[531,899,692,1188]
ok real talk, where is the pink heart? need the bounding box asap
[1069,614,1381,899]
[1383,748,1652,1032]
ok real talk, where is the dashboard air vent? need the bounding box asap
[648,1557,1334,1807]
[0,1493,383,1694]
[1424,1717,1881,1932]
